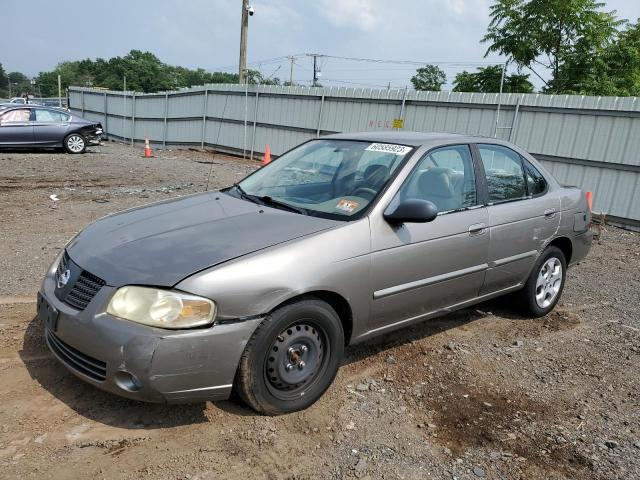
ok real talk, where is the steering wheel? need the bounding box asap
[352,187,377,199]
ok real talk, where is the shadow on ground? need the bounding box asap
[20,305,485,426]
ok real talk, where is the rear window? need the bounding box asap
[35,109,71,122]
[477,144,527,203]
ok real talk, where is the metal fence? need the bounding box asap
[68,85,640,228]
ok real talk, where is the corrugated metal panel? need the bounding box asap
[68,85,640,224]
[133,119,163,142]
[136,95,166,118]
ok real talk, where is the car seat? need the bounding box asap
[417,168,459,212]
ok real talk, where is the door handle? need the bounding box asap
[468,223,486,235]
[544,208,557,218]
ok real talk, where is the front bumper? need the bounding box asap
[39,265,261,403]
[86,132,102,145]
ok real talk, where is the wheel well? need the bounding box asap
[549,237,573,264]
[272,291,353,346]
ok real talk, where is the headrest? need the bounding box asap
[363,164,389,187]
[417,168,454,198]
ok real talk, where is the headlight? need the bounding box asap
[107,286,216,329]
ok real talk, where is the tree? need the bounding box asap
[245,69,281,85]
[560,20,640,96]
[33,50,244,96]
[482,0,622,93]
[0,63,8,96]
[453,65,534,93]
[6,71,32,96]
[410,65,447,91]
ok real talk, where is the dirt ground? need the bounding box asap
[0,142,638,480]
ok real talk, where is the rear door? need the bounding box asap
[368,144,489,333]
[32,108,71,145]
[0,108,34,145]
[474,144,560,295]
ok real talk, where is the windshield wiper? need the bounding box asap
[257,196,308,215]
[232,185,307,215]
[231,183,261,205]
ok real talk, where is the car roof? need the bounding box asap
[0,104,65,111]
[322,131,496,147]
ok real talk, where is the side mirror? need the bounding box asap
[384,199,438,224]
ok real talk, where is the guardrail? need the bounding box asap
[68,85,640,229]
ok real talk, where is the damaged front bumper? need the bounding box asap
[39,266,262,404]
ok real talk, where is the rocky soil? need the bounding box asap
[0,142,638,479]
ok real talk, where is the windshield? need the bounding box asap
[235,139,413,220]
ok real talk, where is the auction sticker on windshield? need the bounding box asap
[336,199,359,213]
[365,143,412,155]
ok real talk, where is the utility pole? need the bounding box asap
[288,56,295,86]
[306,53,321,87]
[239,0,249,84]
[313,55,318,87]
[58,75,62,107]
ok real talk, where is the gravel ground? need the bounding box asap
[0,142,638,479]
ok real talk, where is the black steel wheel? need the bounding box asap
[264,322,328,399]
[235,298,344,415]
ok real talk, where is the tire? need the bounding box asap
[64,133,86,154]
[517,246,567,317]
[234,298,344,415]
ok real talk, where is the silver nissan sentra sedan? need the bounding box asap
[38,132,592,414]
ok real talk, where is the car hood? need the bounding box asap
[66,192,339,287]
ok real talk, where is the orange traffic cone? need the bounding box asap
[586,191,593,211]
[144,138,153,158]
[262,144,271,165]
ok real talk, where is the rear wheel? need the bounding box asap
[517,246,566,317]
[64,133,86,154]
[234,298,344,415]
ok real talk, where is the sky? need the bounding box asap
[2,0,640,90]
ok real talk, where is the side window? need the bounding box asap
[523,159,547,196]
[399,145,477,212]
[478,144,527,203]
[35,109,71,122]
[0,109,31,125]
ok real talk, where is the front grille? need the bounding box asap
[56,251,106,311]
[65,271,105,310]
[46,330,107,382]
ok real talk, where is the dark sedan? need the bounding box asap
[0,105,102,154]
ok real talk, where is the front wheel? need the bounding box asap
[517,246,567,317]
[234,298,344,415]
[64,133,86,154]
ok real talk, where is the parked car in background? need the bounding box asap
[38,132,592,414]
[8,97,27,104]
[0,105,102,153]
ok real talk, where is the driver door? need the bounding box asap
[0,108,34,145]
[368,144,489,333]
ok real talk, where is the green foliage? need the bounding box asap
[4,71,32,97]
[411,65,447,91]
[482,0,623,93]
[245,69,281,85]
[453,65,534,93]
[29,50,242,96]
[559,20,640,96]
[0,63,8,96]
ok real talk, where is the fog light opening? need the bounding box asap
[115,370,141,392]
